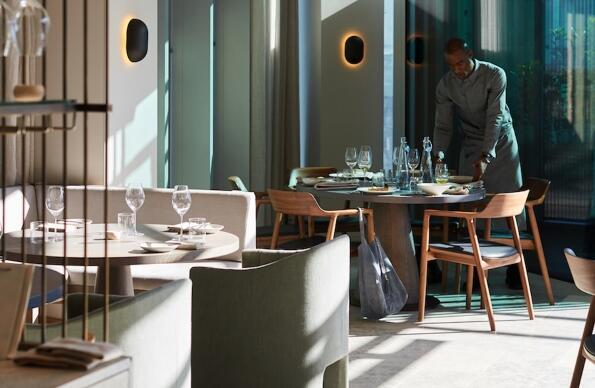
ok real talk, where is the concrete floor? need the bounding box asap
[348,268,595,387]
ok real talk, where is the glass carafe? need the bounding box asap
[420,136,434,183]
[393,137,410,191]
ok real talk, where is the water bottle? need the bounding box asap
[421,136,434,183]
[393,137,410,191]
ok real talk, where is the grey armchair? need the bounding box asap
[190,235,350,388]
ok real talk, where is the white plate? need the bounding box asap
[357,187,396,195]
[140,242,177,253]
[202,224,224,234]
[330,172,374,179]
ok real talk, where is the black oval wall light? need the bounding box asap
[126,18,148,62]
[344,35,364,65]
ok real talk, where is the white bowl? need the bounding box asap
[417,183,451,196]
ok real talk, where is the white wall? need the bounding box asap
[320,0,384,171]
[108,0,159,187]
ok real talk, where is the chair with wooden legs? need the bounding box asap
[228,176,301,248]
[267,189,375,249]
[564,249,595,388]
[485,178,555,304]
[418,190,534,332]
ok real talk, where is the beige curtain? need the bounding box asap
[250,0,301,192]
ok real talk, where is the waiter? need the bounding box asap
[433,38,523,288]
[433,37,522,193]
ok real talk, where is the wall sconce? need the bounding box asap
[126,18,148,63]
[344,35,364,65]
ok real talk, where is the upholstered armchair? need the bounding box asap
[190,235,351,388]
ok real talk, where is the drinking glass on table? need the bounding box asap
[46,186,64,242]
[358,145,372,179]
[345,147,358,177]
[435,164,450,184]
[172,185,192,242]
[118,213,136,240]
[408,148,420,190]
[126,183,145,236]
[189,217,207,246]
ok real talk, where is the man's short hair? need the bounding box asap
[444,38,470,55]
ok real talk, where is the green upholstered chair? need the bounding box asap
[190,235,350,388]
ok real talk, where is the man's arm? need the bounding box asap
[482,68,508,159]
[433,80,454,159]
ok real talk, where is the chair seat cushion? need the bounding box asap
[315,216,359,225]
[585,335,595,359]
[488,229,533,240]
[256,223,300,237]
[430,239,518,260]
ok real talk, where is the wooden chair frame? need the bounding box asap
[565,249,595,388]
[227,176,271,216]
[485,178,554,305]
[418,191,534,331]
[267,189,375,249]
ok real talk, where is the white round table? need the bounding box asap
[6,224,240,296]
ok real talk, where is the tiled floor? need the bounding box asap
[349,268,595,387]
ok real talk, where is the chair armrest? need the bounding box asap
[242,249,305,268]
[255,192,269,200]
[424,209,476,219]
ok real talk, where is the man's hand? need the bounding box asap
[472,159,488,181]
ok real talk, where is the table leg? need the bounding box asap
[372,203,419,304]
[95,265,134,296]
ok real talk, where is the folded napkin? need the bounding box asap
[444,187,470,195]
[13,337,123,371]
[167,222,212,233]
[314,180,359,191]
[93,230,122,240]
[35,222,79,233]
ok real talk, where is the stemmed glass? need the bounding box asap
[358,145,372,179]
[345,147,358,177]
[126,183,145,237]
[408,149,420,190]
[171,185,191,242]
[46,186,64,242]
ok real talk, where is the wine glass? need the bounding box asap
[358,145,372,179]
[408,148,420,189]
[345,147,358,177]
[171,185,191,242]
[46,186,64,242]
[126,183,145,237]
[435,164,450,184]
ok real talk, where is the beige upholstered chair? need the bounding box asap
[26,280,192,388]
[565,249,595,388]
[190,235,350,388]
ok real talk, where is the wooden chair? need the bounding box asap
[565,249,595,388]
[228,176,271,216]
[418,190,534,331]
[228,176,301,248]
[267,189,374,249]
[484,178,554,304]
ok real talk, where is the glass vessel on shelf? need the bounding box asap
[13,0,50,57]
[0,1,14,57]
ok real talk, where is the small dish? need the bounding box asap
[202,224,224,234]
[417,183,451,196]
[357,187,396,195]
[449,176,474,184]
[139,242,177,253]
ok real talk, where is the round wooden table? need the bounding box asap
[299,186,485,305]
[5,224,240,296]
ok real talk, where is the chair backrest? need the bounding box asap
[288,167,337,189]
[476,190,530,219]
[268,189,327,217]
[565,248,595,296]
[521,177,550,204]
[228,176,248,192]
[190,235,350,387]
